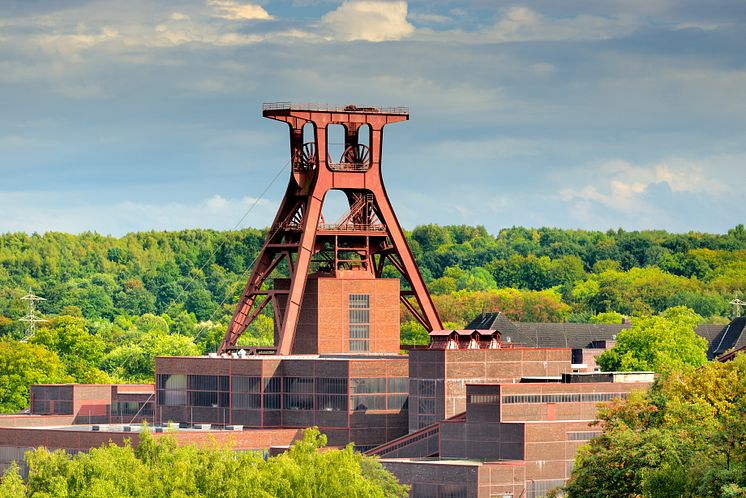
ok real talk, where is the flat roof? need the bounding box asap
[379,458,525,467]
[3,424,248,434]
[160,354,406,361]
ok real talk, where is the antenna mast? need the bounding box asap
[19,288,48,342]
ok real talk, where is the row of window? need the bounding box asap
[351,377,407,394]
[502,392,630,404]
[112,401,154,417]
[567,431,601,441]
[157,374,408,411]
[467,394,500,405]
[351,394,408,411]
[31,399,73,415]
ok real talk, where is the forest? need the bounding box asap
[0,224,745,412]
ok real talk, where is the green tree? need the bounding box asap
[597,306,707,373]
[102,332,200,382]
[31,316,110,383]
[0,340,72,413]
[566,354,746,498]
[20,427,407,497]
[0,463,25,498]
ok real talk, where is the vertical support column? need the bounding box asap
[276,125,329,355]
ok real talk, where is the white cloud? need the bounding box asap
[488,6,634,42]
[557,157,733,219]
[208,0,273,21]
[321,1,414,42]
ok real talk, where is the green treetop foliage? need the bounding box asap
[597,306,708,373]
[0,341,72,413]
[1,225,744,332]
[565,353,746,497]
[0,427,408,498]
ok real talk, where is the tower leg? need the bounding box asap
[276,189,324,355]
[373,190,443,331]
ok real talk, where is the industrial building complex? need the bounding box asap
[2,104,745,497]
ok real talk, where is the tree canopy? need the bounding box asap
[565,353,746,497]
[597,306,709,373]
[0,427,408,498]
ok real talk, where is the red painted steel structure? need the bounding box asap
[219,103,442,355]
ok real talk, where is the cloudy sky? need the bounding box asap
[1,0,744,236]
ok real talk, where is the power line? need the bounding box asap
[160,158,289,317]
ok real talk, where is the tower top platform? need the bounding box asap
[262,102,409,116]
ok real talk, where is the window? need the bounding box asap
[187,375,229,408]
[349,294,370,352]
[501,392,629,405]
[284,377,314,410]
[419,380,436,397]
[568,431,601,441]
[113,401,153,417]
[527,479,566,498]
[232,376,261,411]
[157,374,186,406]
[264,377,281,410]
[467,394,500,404]
[316,378,348,411]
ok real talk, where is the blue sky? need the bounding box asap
[1,0,744,235]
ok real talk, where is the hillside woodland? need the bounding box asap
[0,224,745,411]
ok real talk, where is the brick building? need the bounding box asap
[375,372,653,498]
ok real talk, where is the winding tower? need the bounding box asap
[219,103,442,355]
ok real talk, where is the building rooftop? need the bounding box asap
[467,311,742,358]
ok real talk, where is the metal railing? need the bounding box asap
[318,223,386,232]
[328,162,370,172]
[263,102,408,115]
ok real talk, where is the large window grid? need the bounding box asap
[351,377,408,412]
[232,376,262,410]
[157,374,187,406]
[316,378,348,412]
[264,377,281,410]
[349,294,370,352]
[416,379,437,429]
[112,401,153,417]
[284,377,314,411]
[187,375,229,408]
[31,396,73,415]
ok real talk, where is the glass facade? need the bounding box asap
[157,374,186,406]
[351,377,408,412]
[112,401,153,417]
[158,371,407,424]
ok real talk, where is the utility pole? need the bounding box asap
[19,288,48,342]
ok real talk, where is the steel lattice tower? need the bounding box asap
[219,103,442,354]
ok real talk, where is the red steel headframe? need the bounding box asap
[218,103,442,354]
